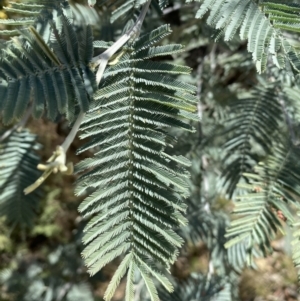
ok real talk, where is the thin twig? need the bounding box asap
[56,283,72,301]
[61,111,85,152]
[91,0,151,85]
[197,61,204,120]
[24,1,152,194]
[196,56,206,144]
[210,44,217,73]
[201,155,214,279]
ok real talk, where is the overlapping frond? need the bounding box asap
[183,205,253,273]
[158,0,170,10]
[0,0,67,37]
[0,129,42,228]
[96,0,145,23]
[0,244,94,301]
[76,24,197,301]
[191,0,300,73]
[0,13,96,123]
[0,1,98,37]
[97,0,169,23]
[221,84,282,196]
[159,274,231,301]
[225,142,300,262]
[262,2,300,34]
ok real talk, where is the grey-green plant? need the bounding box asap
[2,0,300,300]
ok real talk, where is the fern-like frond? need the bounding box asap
[97,0,169,23]
[76,25,197,301]
[0,13,96,123]
[262,2,300,34]
[159,274,231,301]
[225,142,300,262]
[0,244,94,301]
[221,84,282,196]
[0,1,98,37]
[184,204,252,273]
[192,0,300,73]
[96,0,148,23]
[0,1,66,37]
[158,0,170,10]
[0,129,42,228]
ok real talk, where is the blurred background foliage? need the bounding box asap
[0,1,7,19]
[1,0,300,300]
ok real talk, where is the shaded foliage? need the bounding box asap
[1,1,300,301]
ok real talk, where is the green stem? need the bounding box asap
[91,0,152,85]
[61,111,85,152]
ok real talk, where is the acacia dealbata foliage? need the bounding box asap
[1,0,300,300]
